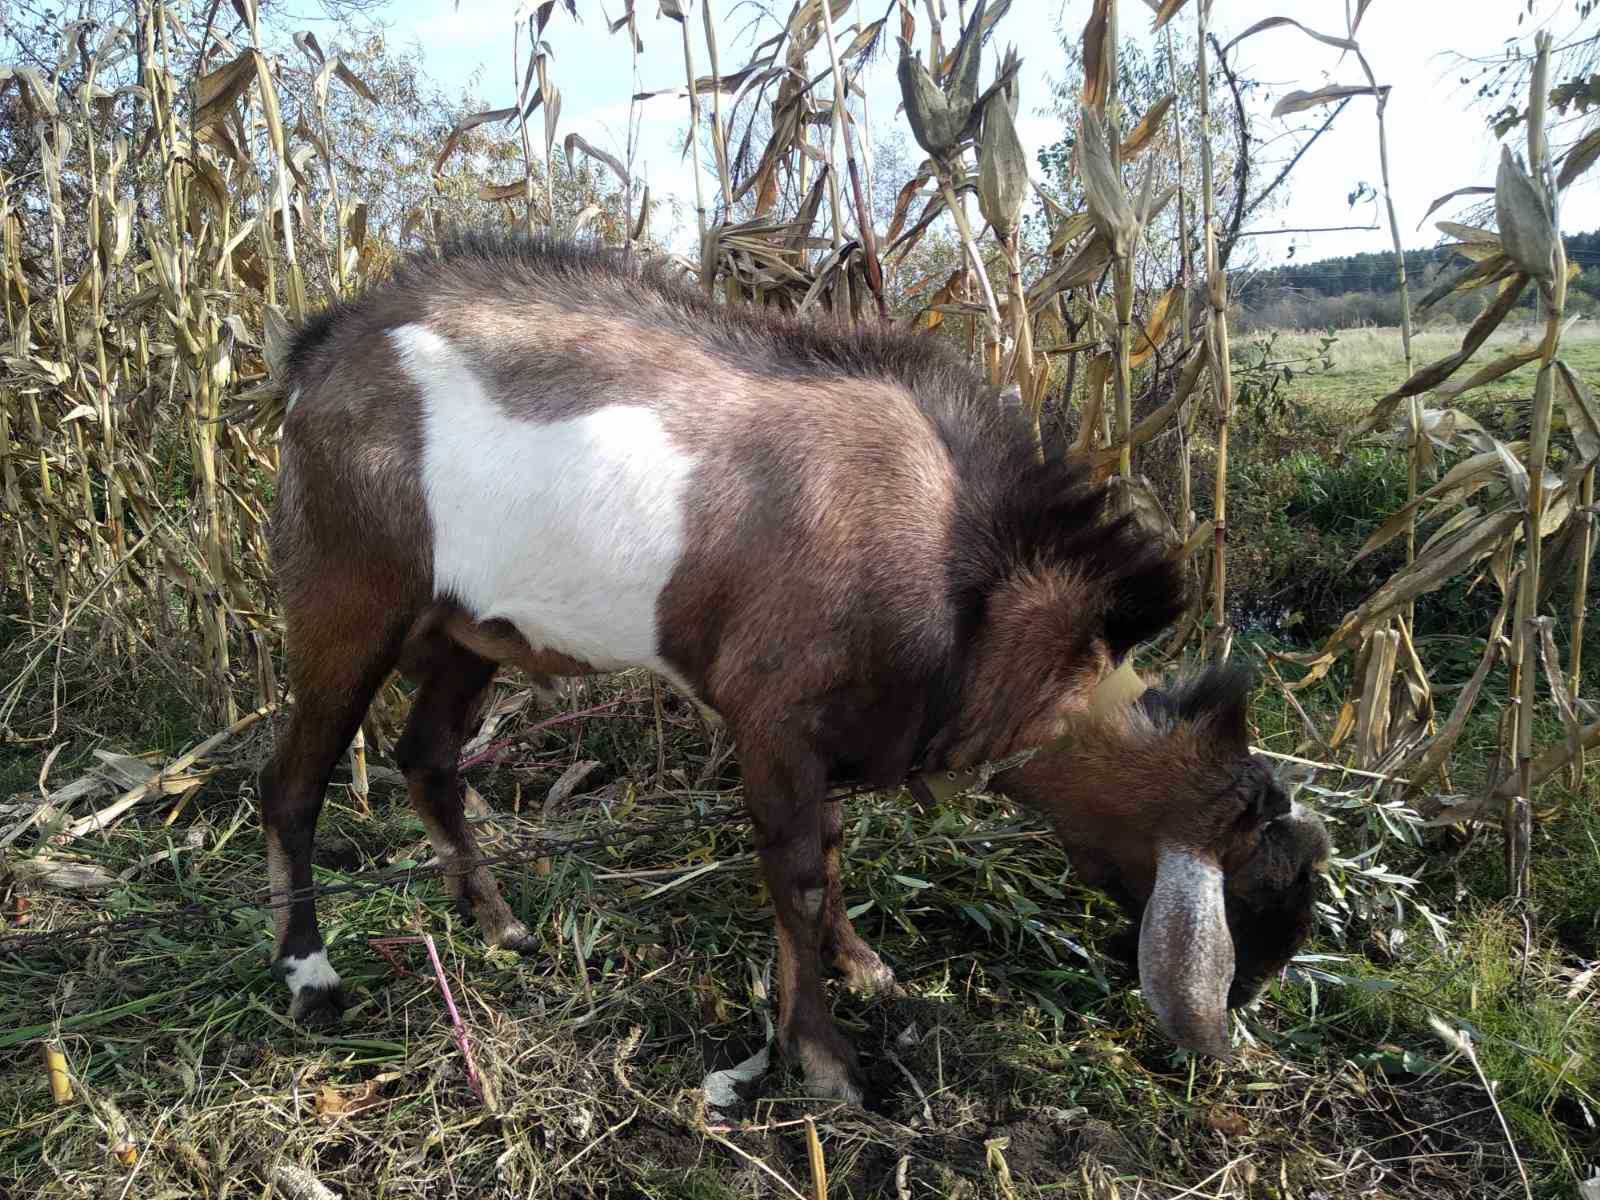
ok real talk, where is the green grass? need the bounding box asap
[1267,322,1600,418]
[2,324,1598,1198]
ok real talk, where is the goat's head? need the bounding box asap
[999,661,1332,1058]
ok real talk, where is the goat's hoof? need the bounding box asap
[842,952,899,998]
[274,951,349,1026]
[485,919,539,957]
[288,982,351,1026]
[788,1030,866,1107]
[802,1055,866,1106]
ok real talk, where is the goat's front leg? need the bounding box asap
[819,796,897,996]
[742,746,864,1105]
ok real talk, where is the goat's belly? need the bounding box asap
[395,323,694,678]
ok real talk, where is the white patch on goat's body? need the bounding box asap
[285,386,301,413]
[392,323,695,679]
[281,950,341,995]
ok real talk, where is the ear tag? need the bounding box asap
[1087,658,1147,720]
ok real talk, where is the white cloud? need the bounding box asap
[408,6,519,41]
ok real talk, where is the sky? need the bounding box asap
[301,0,1600,267]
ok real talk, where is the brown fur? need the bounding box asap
[259,233,1329,1098]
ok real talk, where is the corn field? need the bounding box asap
[1,0,1597,896]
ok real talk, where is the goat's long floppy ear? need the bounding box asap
[1138,846,1234,1058]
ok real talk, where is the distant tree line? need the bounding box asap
[1235,231,1600,330]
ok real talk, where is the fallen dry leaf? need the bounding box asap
[312,1070,399,1120]
[1205,1107,1250,1137]
[12,858,119,892]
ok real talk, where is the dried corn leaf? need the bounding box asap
[935,0,1010,76]
[1074,353,1112,453]
[194,52,258,135]
[563,133,628,186]
[1122,94,1174,159]
[333,61,378,105]
[884,169,932,246]
[433,107,518,176]
[1151,0,1194,32]
[12,858,119,892]
[1371,443,1533,564]
[1356,628,1401,765]
[1321,510,1521,655]
[1535,618,1585,765]
[293,30,326,66]
[1493,436,1531,510]
[1554,360,1600,465]
[1272,84,1379,118]
[1435,347,1540,398]
[1402,599,1507,791]
[1418,185,1493,227]
[1328,700,1357,748]
[313,1075,394,1120]
[1082,0,1112,108]
[1351,273,1529,438]
[1048,209,1094,255]
[542,87,562,163]
[1078,109,1134,248]
[1027,230,1111,309]
[835,19,885,71]
[1436,220,1500,245]
[1224,16,1358,55]
[922,269,968,330]
[732,101,800,205]
[1092,340,1208,466]
[262,304,293,378]
[1418,505,1484,557]
[1557,123,1600,189]
[477,180,528,203]
[1417,252,1516,311]
[14,66,60,114]
[1129,285,1181,369]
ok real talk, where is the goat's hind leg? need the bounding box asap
[395,632,535,953]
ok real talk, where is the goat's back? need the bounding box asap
[271,237,988,706]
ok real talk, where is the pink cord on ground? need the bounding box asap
[369,935,483,1103]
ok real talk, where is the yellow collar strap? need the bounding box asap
[907,659,1149,807]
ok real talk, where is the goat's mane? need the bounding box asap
[285,231,1186,655]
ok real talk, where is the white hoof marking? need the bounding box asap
[282,950,342,996]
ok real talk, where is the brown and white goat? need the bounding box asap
[260,235,1331,1103]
